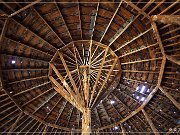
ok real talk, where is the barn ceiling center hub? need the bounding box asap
[48,40,121,111]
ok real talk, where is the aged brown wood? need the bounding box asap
[7,111,24,135]
[159,86,180,109]
[142,109,160,135]
[82,108,91,135]
[152,15,180,25]
[8,0,41,17]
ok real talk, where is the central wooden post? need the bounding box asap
[82,108,91,135]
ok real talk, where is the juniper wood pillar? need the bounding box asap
[82,108,91,135]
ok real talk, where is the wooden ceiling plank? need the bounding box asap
[13,116,32,132]
[1,53,50,64]
[159,1,179,15]
[122,70,158,74]
[8,75,48,85]
[122,77,156,87]
[142,109,160,135]
[66,107,74,128]
[121,57,162,65]
[0,18,9,45]
[21,88,53,107]
[101,103,112,124]
[91,1,99,40]
[77,0,83,40]
[159,86,180,109]
[4,37,52,57]
[0,111,21,130]
[100,1,123,42]
[32,92,57,114]
[147,0,165,16]
[59,52,84,108]
[119,43,158,58]
[0,0,16,13]
[10,18,57,51]
[94,108,102,127]
[123,0,151,19]
[18,119,35,134]
[109,14,139,47]
[43,97,63,120]
[91,57,119,108]
[89,47,109,107]
[55,1,73,41]
[25,120,39,134]
[32,7,65,46]
[13,81,52,97]
[55,100,67,125]
[8,0,41,17]
[32,123,42,135]
[114,28,152,52]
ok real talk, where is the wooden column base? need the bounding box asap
[82,108,91,135]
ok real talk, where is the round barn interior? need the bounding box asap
[0,0,179,134]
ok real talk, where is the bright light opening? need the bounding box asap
[11,60,16,64]
[114,126,118,130]
[136,96,139,99]
[147,89,150,93]
[140,85,146,93]
[136,86,139,91]
[110,100,115,104]
[140,97,145,101]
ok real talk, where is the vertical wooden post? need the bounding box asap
[142,109,160,135]
[82,108,91,135]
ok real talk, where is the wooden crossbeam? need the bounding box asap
[92,70,121,109]
[89,47,109,107]
[100,1,123,42]
[58,52,84,107]
[7,111,24,134]
[151,21,165,55]
[108,15,139,47]
[166,55,180,65]
[142,109,160,135]
[8,0,41,17]
[31,7,65,46]
[159,86,180,109]
[114,28,152,52]
[121,57,162,65]
[123,0,151,19]
[91,57,119,108]
[152,15,180,25]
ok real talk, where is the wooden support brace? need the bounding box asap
[8,0,41,17]
[152,15,180,25]
[8,111,24,135]
[142,109,160,135]
[166,55,180,65]
[159,86,180,109]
